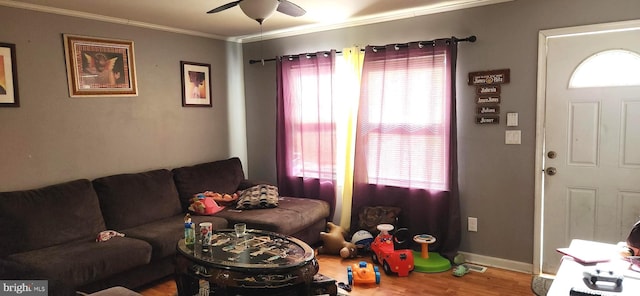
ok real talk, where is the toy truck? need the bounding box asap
[347,261,381,285]
[370,224,414,276]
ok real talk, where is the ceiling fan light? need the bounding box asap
[239,0,279,22]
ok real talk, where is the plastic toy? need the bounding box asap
[347,261,381,285]
[452,264,469,277]
[318,222,357,258]
[188,194,225,215]
[370,224,414,276]
[202,191,239,206]
[351,230,374,252]
[411,233,452,273]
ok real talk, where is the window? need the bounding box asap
[280,53,352,180]
[358,49,449,190]
[569,49,640,88]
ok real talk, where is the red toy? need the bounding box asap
[347,261,381,285]
[370,224,414,276]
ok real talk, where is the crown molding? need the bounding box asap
[235,0,513,43]
[0,0,512,43]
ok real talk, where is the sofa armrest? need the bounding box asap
[0,258,33,278]
[0,258,76,296]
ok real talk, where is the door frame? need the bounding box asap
[534,19,640,275]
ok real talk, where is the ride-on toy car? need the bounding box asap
[370,224,414,276]
[347,261,381,285]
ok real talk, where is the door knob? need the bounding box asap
[544,167,557,176]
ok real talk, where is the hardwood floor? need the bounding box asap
[139,254,535,296]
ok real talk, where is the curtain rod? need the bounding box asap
[248,35,476,65]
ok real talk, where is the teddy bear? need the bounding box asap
[318,222,357,258]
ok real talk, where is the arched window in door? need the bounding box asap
[569,49,640,88]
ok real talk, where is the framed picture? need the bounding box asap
[0,42,19,107]
[180,61,212,107]
[63,34,138,97]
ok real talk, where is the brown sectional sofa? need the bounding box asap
[0,157,330,295]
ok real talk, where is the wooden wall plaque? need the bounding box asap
[476,85,500,95]
[476,115,500,124]
[468,69,510,85]
[476,96,501,104]
[476,105,500,114]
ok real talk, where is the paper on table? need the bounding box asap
[556,247,613,264]
[556,239,622,264]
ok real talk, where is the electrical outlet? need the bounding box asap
[468,217,478,232]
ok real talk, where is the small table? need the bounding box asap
[175,229,319,295]
[547,239,640,295]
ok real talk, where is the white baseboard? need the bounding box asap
[458,251,533,274]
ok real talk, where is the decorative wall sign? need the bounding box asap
[476,105,500,114]
[476,116,500,124]
[476,85,500,95]
[470,68,510,125]
[476,96,501,104]
[468,69,510,85]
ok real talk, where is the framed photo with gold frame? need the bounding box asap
[63,34,138,97]
[180,61,212,107]
[0,42,19,107]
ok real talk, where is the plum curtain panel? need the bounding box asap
[276,50,339,218]
[350,40,460,257]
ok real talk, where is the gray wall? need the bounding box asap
[0,6,242,192]
[241,0,640,264]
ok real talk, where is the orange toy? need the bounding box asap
[347,261,381,285]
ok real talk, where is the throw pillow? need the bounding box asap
[357,206,402,234]
[236,184,279,210]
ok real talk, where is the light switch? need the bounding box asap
[505,130,521,145]
[506,112,518,127]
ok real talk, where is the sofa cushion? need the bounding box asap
[7,237,151,288]
[172,157,245,210]
[92,169,183,230]
[121,214,227,259]
[0,179,106,257]
[215,196,329,237]
[236,184,279,210]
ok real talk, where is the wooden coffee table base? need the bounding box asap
[175,253,319,295]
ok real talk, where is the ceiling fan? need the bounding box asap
[207,0,306,24]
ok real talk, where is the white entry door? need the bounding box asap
[541,23,640,274]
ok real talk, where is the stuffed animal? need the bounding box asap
[318,222,357,258]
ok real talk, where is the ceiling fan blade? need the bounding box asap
[207,0,242,14]
[276,0,306,17]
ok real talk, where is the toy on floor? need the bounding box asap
[347,261,381,285]
[351,230,374,252]
[370,224,414,276]
[413,234,436,259]
[452,264,469,277]
[411,233,452,273]
[318,222,357,258]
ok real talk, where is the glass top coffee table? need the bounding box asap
[175,228,318,295]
